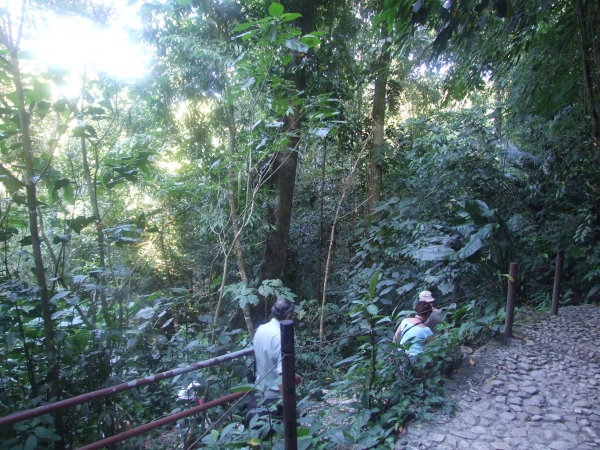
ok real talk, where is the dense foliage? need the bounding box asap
[0,0,599,448]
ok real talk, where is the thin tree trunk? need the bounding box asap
[316,140,327,301]
[9,45,64,450]
[158,227,174,287]
[594,0,600,96]
[81,135,113,328]
[15,300,37,398]
[573,0,600,142]
[368,30,390,216]
[494,87,503,138]
[226,103,254,339]
[320,135,372,344]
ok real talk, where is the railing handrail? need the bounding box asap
[76,391,247,450]
[0,347,254,427]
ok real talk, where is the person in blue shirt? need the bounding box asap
[393,301,434,359]
[418,290,442,333]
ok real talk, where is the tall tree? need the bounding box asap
[0,4,68,447]
[367,10,390,217]
[259,0,317,290]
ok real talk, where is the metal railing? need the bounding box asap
[0,347,255,427]
[0,347,256,450]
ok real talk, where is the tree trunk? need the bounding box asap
[572,0,600,142]
[257,0,316,322]
[226,103,254,339]
[316,140,327,301]
[9,48,65,450]
[81,135,113,328]
[594,0,600,99]
[368,30,390,217]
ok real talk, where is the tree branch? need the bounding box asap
[14,0,27,51]
[0,162,25,187]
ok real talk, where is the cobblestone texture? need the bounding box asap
[394,304,600,450]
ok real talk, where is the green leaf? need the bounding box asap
[587,284,600,298]
[267,23,277,42]
[459,236,483,259]
[19,236,32,246]
[85,124,97,138]
[229,384,255,393]
[298,436,312,450]
[52,99,67,112]
[36,101,51,119]
[334,355,363,366]
[98,98,113,111]
[63,184,74,204]
[281,13,301,22]
[53,235,71,244]
[67,216,95,234]
[0,226,18,241]
[300,36,321,48]
[268,2,284,17]
[72,126,86,138]
[366,304,378,315]
[232,23,253,32]
[368,270,380,298]
[414,245,455,261]
[34,426,58,440]
[53,178,71,193]
[85,106,105,116]
[49,291,71,303]
[24,435,37,450]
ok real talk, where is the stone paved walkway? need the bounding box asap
[395,304,600,450]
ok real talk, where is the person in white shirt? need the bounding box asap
[246,298,302,424]
[253,298,303,398]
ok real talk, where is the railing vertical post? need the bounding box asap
[504,262,518,338]
[551,249,564,315]
[280,320,297,450]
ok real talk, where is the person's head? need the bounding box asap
[419,290,436,304]
[415,300,433,319]
[271,297,295,321]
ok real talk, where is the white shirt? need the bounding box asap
[253,318,283,398]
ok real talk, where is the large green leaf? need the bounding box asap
[458,236,483,259]
[368,270,380,299]
[281,13,302,22]
[67,216,95,234]
[53,235,71,244]
[24,435,37,450]
[0,226,18,241]
[414,245,455,261]
[268,2,284,17]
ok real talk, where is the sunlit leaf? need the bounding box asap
[268,2,284,17]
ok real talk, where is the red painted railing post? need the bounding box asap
[280,320,297,450]
[551,249,564,315]
[504,262,518,338]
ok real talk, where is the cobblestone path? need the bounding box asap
[396,304,600,450]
